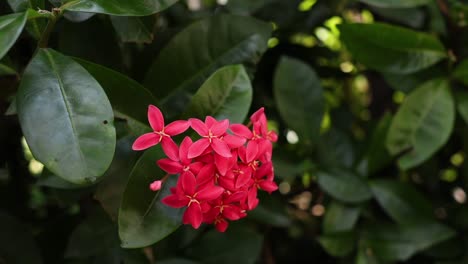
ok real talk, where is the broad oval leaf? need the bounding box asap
[456,91,468,125]
[62,0,179,16]
[453,59,468,86]
[184,65,252,124]
[317,168,372,203]
[0,12,28,60]
[369,179,433,225]
[144,14,272,117]
[386,79,454,170]
[110,16,154,44]
[118,147,183,248]
[323,201,360,234]
[74,57,157,125]
[274,56,325,144]
[7,0,45,38]
[16,49,116,184]
[359,0,430,8]
[339,22,447,74]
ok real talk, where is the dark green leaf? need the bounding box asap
[16,49,116,184]
[359,0,430,8]
[7,0,45,39]
[453,59,468,86]
[118,147,183,248]
[362,222,455,261]
[382,66,443,94]
[0,211,43,264]
[386,79,454,170]
[110,16,153,43]
[144,14,271,117]
[226,0,276,14]
[274,56,325,144]
[184,64,252,124]
[339,23,446,73]
[0,63,17,76]
[74,57,157,125]
[317,168,372,203]
[318,232,356,257]
[369,179,433,225]
[186,224,263,264]
[37,169,84,189]
[369,7,425,28]
[0,12,28,60]
[323,201,360,234]
[248,193,291,227]
[62,0,179,16]
[317,128,355,168]
[456,91,468,125]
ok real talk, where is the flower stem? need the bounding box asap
[37,8,62,48]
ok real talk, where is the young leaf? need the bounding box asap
[339,23,446,73]
[16,49,116,184]
[184,65,252,124]
[0,12,28,60]
[386,79,454,170]
[62,0,179,16]
[144,14,272,117]
[317,168,372,203]
[274,56,325,144]
[118,147,183,248]
[369,179,433,225]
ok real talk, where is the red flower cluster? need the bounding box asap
[132,105,278,232]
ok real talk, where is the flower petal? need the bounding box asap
[161,137,179,161]
[222,206,243,220]
[250,107,265,123]
[230,124,253,138]
[224,134,246,149]
[235,171,251,188]
[225,191,246,203]
[179,136,193,163]
[181,170,197,195]
[211,138,232,158]
[211,119,229,136]
[162,194,188,208]
[197,185,224,201]
[205,116,217,127]
[214,154,235,176]
[165,120,190,136]
[132,133,160,151]
[215,219,229,232]
[188,138,210,159]
[149,180,162,191]
[148,105,165,131]
[157,159,183,174]
[246,140,259,163]
[259,180,278,193]
[189,118,209,136]
[196,163,216,185]
[183,203,203,229]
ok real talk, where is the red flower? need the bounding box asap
[132,105,190,160]
[157,136,204,177]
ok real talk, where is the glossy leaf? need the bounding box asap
[119,147,183,248]
[274,56,325,144]
[0,12,28,60]
[453,59,468,86]
[144,14,271,117]
[185,224,263,264]
[317,168,372,203]
[318,232,355,257]
[7,0,45,38]
[184,65,252,124]
[74,58,157,125]
[323,201,360,234]
[359,0,430,8]
[62,0,179,16]
[362,222,455,261]
[0,211,43,264]
[339,23,447,74]
[317,128,355,168]
[0,63,16,76]
[16,49,116,184]
[369,179,433,225]
[386,79,454,170]
[110,16,153,43]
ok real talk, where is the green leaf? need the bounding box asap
[317,168,372,203]
[362,222,455,262]
[339,22,447,74]
[144,14,271,117]
[456,91,468,125]
[248,193,291,227]
[274,56,325,144]
[8,0,45,39]
[185,224,263,264]
[37,169,84,189]
[0,12,28,60]
[62,0,179,16]
[369,7,425,28]
[369,179,433,225]
[382,66,443,94]
[0,63,17,76]
[110,16,153,43]
[386,79,454,170]
[118,147,183,248]
[317,128,355,168]
[318,232,356,257]
[453,59,468,86]
[74,57,157,125]
[0,211,43,264]
[323,201,360,234]
[184,65,252,124]
[359,0,430,8]
[16,49,116,184]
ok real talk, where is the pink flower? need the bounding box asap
[132,105,190,160]
[157,136,204,177]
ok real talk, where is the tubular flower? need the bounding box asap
[132,105,278,232]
